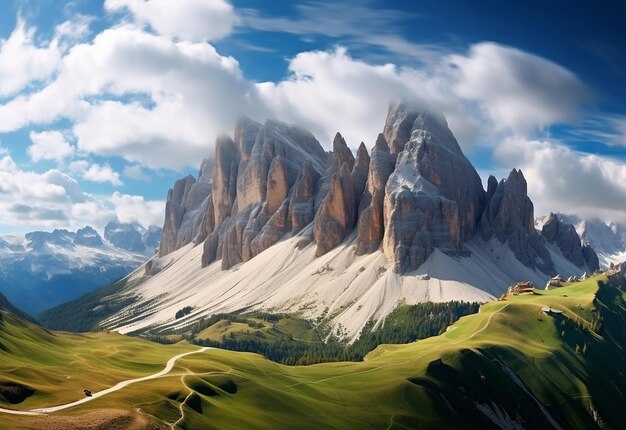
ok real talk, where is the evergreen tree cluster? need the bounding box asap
[190,301,479,365]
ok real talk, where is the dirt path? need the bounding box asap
[0,347,211,416]
[451,303,510,345]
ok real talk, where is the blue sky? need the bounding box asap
[0,0,625,234]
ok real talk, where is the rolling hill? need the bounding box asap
[2,272,625,429]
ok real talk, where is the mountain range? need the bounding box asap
[0,222,161,315]
[41,103,605,340]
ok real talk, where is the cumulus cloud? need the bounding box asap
[256,46,487,149]
[104,0,237,41]
[450,43,592,133]
[110,191,163,226]
[0,155,17,171]
[123,164,150,181]
[0,19,62,97]
[0,158,161,231]
[0,17,593,167]
[0,25,259,168]
[84,164,123,186]
[70,159,123,186]
[494,136,626,222]
[28,130,74,162]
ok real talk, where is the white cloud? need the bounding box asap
[123,164,150,181]
[28,130,74,162]
[256,46,482,149]
[0,160,162,232]
[494,136,626,222]
[0,155,17,171]
[110,191,164,226]
[69,159,90,173]
[0,25,258,168]
[83,163,123,186]
[69,159,123,186]
[105,0,237,41]
[450,42,592,133]
[0,19,62,97]
[0,17,593,169]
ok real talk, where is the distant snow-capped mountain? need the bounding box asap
[0,222,161,315]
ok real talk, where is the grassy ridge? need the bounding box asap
[2,274,625,429]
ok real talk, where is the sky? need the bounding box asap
[0,0,625,235]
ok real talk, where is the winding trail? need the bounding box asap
[0,347,211,416]
[451,303,509,345]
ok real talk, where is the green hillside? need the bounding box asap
[1,273,625,429]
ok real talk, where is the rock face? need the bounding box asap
[479,169,554,274]
[356,134,395,255]
[313,162,356,257]
[582,245,600,272]
[352,142,370,209]
[199,119,328,269]
[157,103,599,282]
[381,108,486,272]
[159,159,212,257]
[289,160,320,233]
[541,212,600,272]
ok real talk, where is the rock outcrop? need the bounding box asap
[158,159,212,257]
[356,134,395,255]
[479,169,554,274]
[381,108,486,272]
[200,119,328,269]
[158,103,598,283]
[352,142,370,210]
[313,162,356,257]
[541,212,600,272]
[288,160,320,233]
[159,175,195,256]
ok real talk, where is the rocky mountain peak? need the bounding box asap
[479,168,554,274]
[331,132,355,171]
[382,103,486,272]
[157,107,599,282]
[75,226,103,247]
[540,213,600,272]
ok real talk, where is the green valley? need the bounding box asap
[1,274,625,429]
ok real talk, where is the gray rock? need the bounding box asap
[288,160,320,233]
[213,135,239,226]
[582,245,600,272]
[382,107,486,272]
[480,169,554,274]
[201,118,327,269]
[541,213,600,273]
[356,134,395,255]
[159,175,195,256]
[313,162,356,257]
[352,142,370,210]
